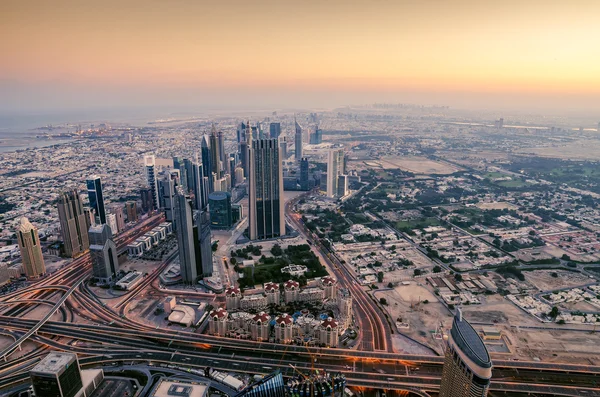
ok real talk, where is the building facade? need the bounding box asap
[175,191,197,283]
[30,352,83,397]
[57,190,90,258]
[248,138,285,240]
[439,310,492,397]
[327,149,344,198]
[86,176,106,224]
[294,118,303,160]
[17,217,45,278]
[209,191,232,229]
[144,155,159,211]
[89,224,119,281]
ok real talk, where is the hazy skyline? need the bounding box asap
[2,0,599,114]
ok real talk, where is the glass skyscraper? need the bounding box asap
[248,138,285,240]
[209,191,232,229]
[86,176,106,224]
[234,371,285,397]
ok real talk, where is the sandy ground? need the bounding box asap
[524,269,594,291]
[476,202,518,210]
[516,139,600,160]
[378,156,462,174]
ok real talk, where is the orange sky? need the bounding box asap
[1,0,599,111]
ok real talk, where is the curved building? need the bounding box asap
[16,217,46,278]
[439,310,492,397]
[208,191,232,229]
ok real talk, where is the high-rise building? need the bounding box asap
[174,190,196,283]
[107,204,125,233]
[269,122,281,140]
[30,352,83,397]
[279,136,287,159]
[248,138,285,240]
[209,191,232,229]
[439,310,492,397]
[159,173,177,228]
[194,210,213,277]
[57,190,89,258]
[237,121,246,144]
[201,135,214,193]
[218,129,227,175]
[337,174,348,197]
[16,217,46,278]
[86,176,106,224]
[89,224,119,281]
[192,155,208,211]
[209,124,221,178]
[315,127,323,144]
[300,157,310,191]
[234,371,285,397]
[140,188,153,213]
[106,213,118,237]
[125,201,138,223]
[327,149,344,198]
[294,118,303,160]
[83,207,94,230]
[144,155,159,211]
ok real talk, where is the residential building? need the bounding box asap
[144,155,159,211]
[264,282,280,305]
[208,308,229,336]
[225,286,242,310]
[327,149,344,198]
[319,317,339,347]
[274,313,294,343]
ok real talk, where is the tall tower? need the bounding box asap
[439,310,492,397]
[144,155,159,211]
[269,122,281,140]
[218,129,227,175]
[248,138,285,240]
[209,124,221,178]
[89,224,119,281]
[86,176,106,224]
[16,217,45,278]
[201,135,214,194]
[300,157,310,191]
[194,210,213,277]
[327,149,344,198]
[294,117,303,160]
[174,189,197,283]
[158,171,177,228]
[30,352,83,397]
[240,122,252,180]
[57,190,90,258]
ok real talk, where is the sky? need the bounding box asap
[1,0,599,115]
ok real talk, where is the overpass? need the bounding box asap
[0,277,84,362]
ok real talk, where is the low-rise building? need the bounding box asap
[225,286,242,310]
[264,282,280,305]
[208,308,228,336]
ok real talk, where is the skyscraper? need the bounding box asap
[209,191,232,229]
[300,157,310,191]
[57,190,89,258]
[248,138,285,240]
[201,135,214,193]
[86,176,106,224]
[209,124,221,178]
[144,155,159,211]
[174,190,197,283]
[194,210,213,277]
[269,122,281,140]
[294,118,303,160]
[158,172,177,228]
[240,123,251,180]
[125,201,138,223]
[234,371,285,397]
[439,310,492,397]
[107,204,125,233]
[140,188,153,213]
[16,217,46,278]
[30,352,83,397]
[337,174,348,197]
[327,149,344,198]
[229,156,237,186]
[89,224,119,281]
[279,136,287,159]
[218,129,227,174]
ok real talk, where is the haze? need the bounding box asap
[1,0,599,114]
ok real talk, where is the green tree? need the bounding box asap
[433,265,442,273]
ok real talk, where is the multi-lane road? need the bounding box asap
[1,210,600,395]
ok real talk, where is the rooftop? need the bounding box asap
[31,352,77,375]
[451,310,492,369]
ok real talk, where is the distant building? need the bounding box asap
[209,191,232,229]
[107,204,125,233]
[327,149,345,198]
[57,190,90,258]
[210,124,222,178]
[269,122,281,140]
[248,138,285,240]
[300,157,310,191]
[106,213,118,237]
[16,217,45,278]
[89,224,118,282]
[86,176,106,224]
[232,203,243,223]
[337,174,348,197]
[294,118,303,160]
[140,188,153,213]
[144,155,159,211]
[439,310,492,397]
[194,210,213,278]
[158,172,177,228]
[279,136,287,159]
[310,127,323,144]
[125,201,138,223]
[264,282,280,305]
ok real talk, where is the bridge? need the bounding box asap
[0,277,84,362]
